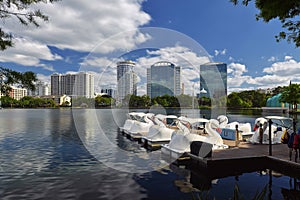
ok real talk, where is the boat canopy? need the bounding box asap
[178,117,209,124]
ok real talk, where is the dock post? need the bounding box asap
[268,119,273,156]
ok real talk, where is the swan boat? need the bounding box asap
[119,112,155,140]
[161,118,229,160]
[247,116,293,144]
[217,115,254,142]
[141,114,178,149]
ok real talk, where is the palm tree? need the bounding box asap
[279,84,300,113]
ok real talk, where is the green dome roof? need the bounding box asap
[266,93,289,107]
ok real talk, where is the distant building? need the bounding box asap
[28,81,50,96]
[147,61,181,98]
[51,72,94,98]
[117,61,137,103]
[200,62,227,99]
[100,86,116,98]
[9,86,27,100]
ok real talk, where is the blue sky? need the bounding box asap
[1,0,300,95]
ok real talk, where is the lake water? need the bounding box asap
[0,108,299,199]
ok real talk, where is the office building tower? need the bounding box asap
[51,72,94,98]
[117,61,137,102]
[200,62,227,99]
[147,61,181,98]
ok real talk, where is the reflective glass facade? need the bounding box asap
[147,61,181,98]
[200,62,227,99]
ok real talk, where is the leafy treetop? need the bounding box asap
[230,0,300,47]
[0,0,58,50]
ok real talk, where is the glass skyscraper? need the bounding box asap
[200,62,227,99]
[147,61,181,98]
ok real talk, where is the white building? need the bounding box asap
[117,61,137,103]
[9,86,27,100]
[28,81,50,96]
[51,72,94,98]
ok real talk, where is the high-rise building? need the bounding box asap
[117,61,137,102]
[200,62,227,99]
[51,72,94,98]
[28,81,50,96]
[147,61,181,98]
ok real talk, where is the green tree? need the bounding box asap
[227,92,245,108]
[0,67,37,96]
[279,83,300,112]
[231,0,300,47]
[95,95,115,107]
[0,0,58,50]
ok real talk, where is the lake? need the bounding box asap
[0,108,299,199]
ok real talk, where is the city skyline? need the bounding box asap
[0,1,299,95]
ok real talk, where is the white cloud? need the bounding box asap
[267,56,277,62]
[227,63,248,77]
[0,38,61,70]
[1,0,151,69]
[4,0,151,54]
[263,57,300,76]
[214,49,226,56]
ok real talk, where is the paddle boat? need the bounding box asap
[217,115,254,142]
[141,114,178,149]
[247,116,293,144]
[161,118,228,160]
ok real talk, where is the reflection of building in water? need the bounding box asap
[147,61,181,98]
[199,62,227,99]
[117,61,137,103]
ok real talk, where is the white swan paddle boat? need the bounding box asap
[217,115,254,141]
[161,118,229,160]
[141,114,178,149]
[119,112,155,140]
[247,116,292,144]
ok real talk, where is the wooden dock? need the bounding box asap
[186,142,300,179]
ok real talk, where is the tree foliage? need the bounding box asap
[279,83,300,112]
[0,67,37,95]
[231,0,300,47]
[227,90,269,108]
[0,0,58,50]
[0,96,56,108]
[95,95,115,107]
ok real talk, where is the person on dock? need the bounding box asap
[287,130,295,161]
[259,123,263,144]
[293,128,300,162]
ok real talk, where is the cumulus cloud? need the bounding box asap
[263,56,300,77]
[228,57,300,92]
[4,0,150,54]
[0,38,61,70]
[1,0,151,68]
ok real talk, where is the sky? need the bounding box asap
[1,0,300,96]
